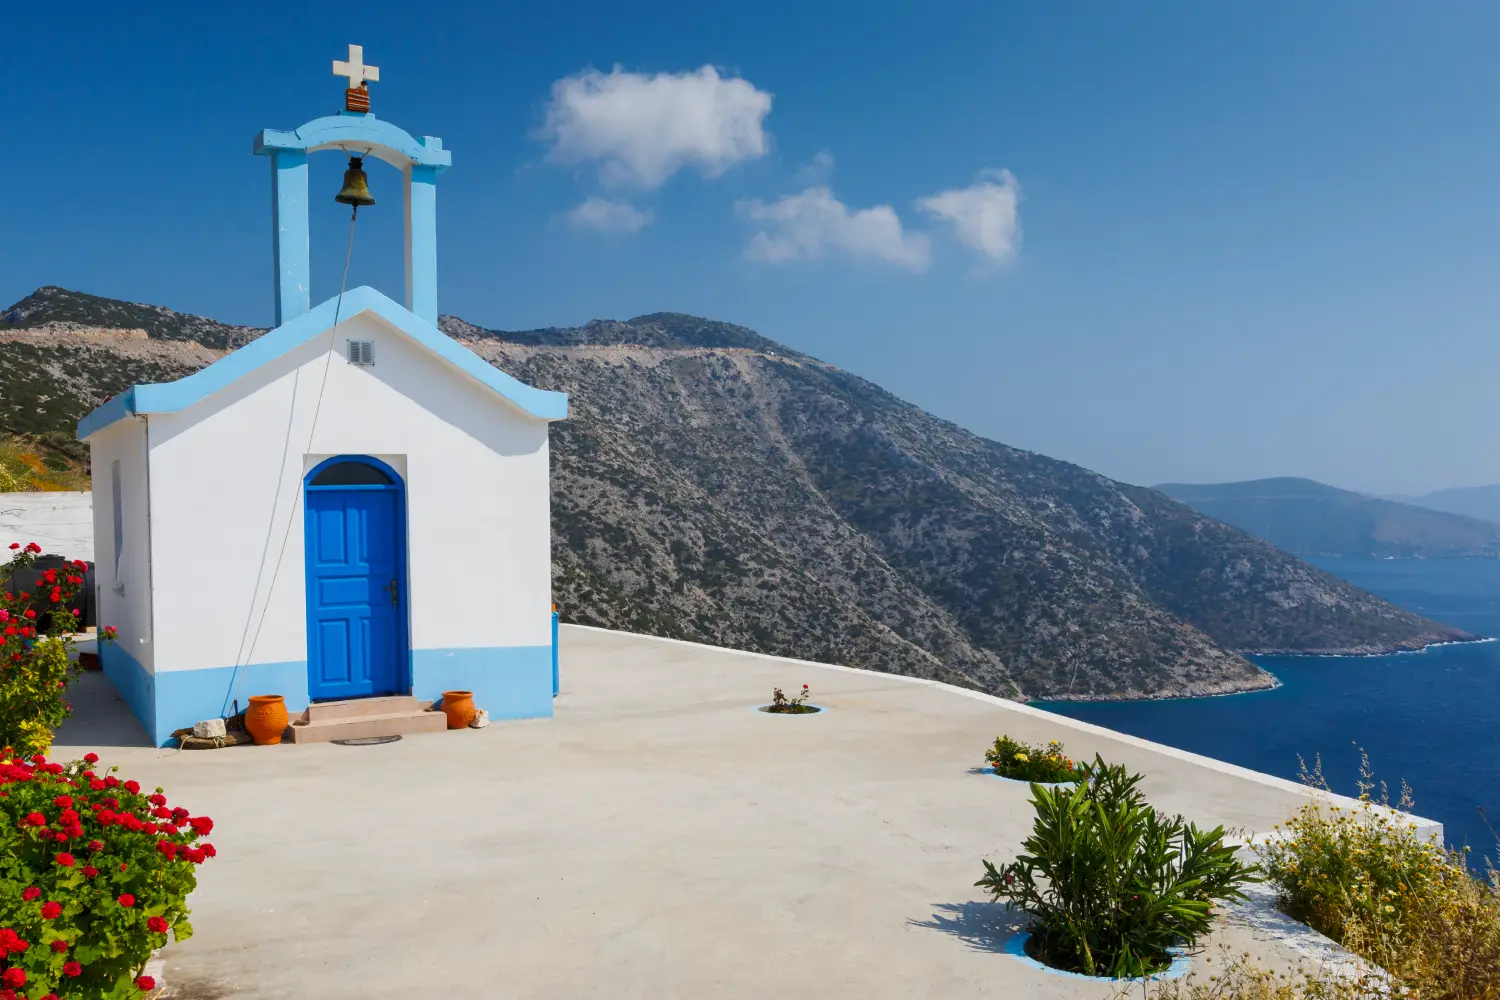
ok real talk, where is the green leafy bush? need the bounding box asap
[977,758,1259,978]
[0,543,116,755]
[984,735,1082,783]
[1255,754,1500,1000]
[0,752,216,998]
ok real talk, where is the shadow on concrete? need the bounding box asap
[54,671,152,748]
[909,901,1026,953]
[1223,884,1377,976]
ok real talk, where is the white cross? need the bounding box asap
[333,44,380,90]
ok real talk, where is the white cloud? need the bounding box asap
[738,187,931,270]
[541,65,773,189]
[916,169,1022,266]
[792,150,835,185]
[564,197,653,234]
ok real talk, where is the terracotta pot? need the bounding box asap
[245,695,289,746]
[441,690,477,730]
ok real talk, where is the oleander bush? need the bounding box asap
[1255,753,1500,1000]
[983,735,1082,783]
[977,758,1258,978]
[0,752,216,999]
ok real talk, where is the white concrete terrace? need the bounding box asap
[54,625,1416,999]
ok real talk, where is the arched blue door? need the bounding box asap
[304,457,409,701]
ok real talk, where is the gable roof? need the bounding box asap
[77,287,568,440]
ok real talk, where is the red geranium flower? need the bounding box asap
[82,753,98,764]
[23,812,44,827]
[52,795,71,809]
[190,816,214,835]
[87,839,103,852]
[82,866,97,877]
[49,939,66,953]
[136,975,155,992]
[7,543,17,550]
[1,969,23,988]
[39,901,61,920]
[123,779,140,794]
[117,893,135,907]
[54,852,74,867]
[146,916,168,933]
[21,888,39,902]
[62,961,81,977]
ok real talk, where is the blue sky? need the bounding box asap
[4,2,1498,495]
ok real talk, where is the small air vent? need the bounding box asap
[347,339,375,366]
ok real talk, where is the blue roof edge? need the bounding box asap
[76,287,567,441]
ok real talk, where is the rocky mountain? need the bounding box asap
[1157,477,1500,559]
[2,286,262,351]
[0,287,1475,700]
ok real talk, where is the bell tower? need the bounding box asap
[252,45,453,327]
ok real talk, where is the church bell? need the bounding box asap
[334,155,376,208]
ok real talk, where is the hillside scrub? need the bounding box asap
[0,438,86,493]
[1254,754,1500,1000]
[1,287,1472,699]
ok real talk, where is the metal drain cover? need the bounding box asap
[330,735,403,746]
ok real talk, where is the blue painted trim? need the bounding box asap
[308,484,399,491]
[100,642,155,745]
[983,771,1083,789]
[412,645,553,721]
[1004,933,1190,982]
[270,150,310,325]
[76,286,569,440]
[753,704,827,714]
[304,455,412,699]
[76,388,136,440]
[406,165,439,324]
[255,115,451,170]
[101,645,310,747]
[102,645,550,746]
[551,611,559,697]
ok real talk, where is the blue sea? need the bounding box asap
[1040,558,1500,849]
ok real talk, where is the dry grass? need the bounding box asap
[1129,948,1387,1000]
[0,435,87,492]
[1251,753,1500,1000]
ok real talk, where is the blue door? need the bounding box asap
[304,459,407,701]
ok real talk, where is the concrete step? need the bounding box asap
[288,709,448,744]
[302,696,426,723]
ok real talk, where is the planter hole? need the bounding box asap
[331,735,403,746]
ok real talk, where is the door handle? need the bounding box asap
[385,578,398,606]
